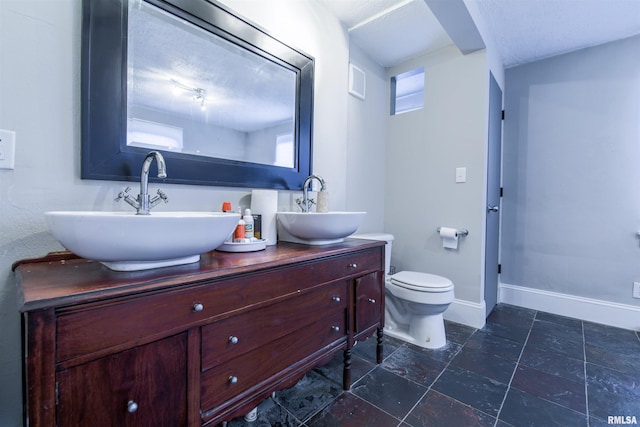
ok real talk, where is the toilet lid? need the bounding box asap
[390,271,454,292]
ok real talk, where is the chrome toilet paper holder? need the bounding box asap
[437,227,469,237]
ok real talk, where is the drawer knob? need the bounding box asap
[228,336,239,344]
[331,325,340,332]
[229,375,238,384]
[127,400,139,413]
[193,303,204,312]
[332,296,341,303]
[368,298,376,304]
[348,263,358,269]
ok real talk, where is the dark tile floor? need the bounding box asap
[223,304,640,427]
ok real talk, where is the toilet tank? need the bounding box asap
[352,233,394,277]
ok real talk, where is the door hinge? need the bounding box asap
[501,110,505,120]
[500,187,503,197]
[497,264,502,274]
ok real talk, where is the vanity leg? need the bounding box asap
[376,328,384,364]
[342,348,352,390]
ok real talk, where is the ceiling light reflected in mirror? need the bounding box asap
[170,79,207,111]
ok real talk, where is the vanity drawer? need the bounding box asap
[320,248,382,278]
[201,280,346,370]
[56,288,207,364]
[200,309,347,413]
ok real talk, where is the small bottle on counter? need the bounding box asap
[244,208,254,240]
[233,217,246,242]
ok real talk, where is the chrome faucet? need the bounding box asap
[115,151,169,215]
[296,174,326,212]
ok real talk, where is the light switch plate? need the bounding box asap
[0,129,16,169]
[455,167,466,183]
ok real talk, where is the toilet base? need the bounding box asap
[384,313,447,349]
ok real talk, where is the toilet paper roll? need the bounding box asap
[251,189,278,245]
[439,227,459,250]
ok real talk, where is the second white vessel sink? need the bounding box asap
[277,211,366,245]
[45,211,240,271]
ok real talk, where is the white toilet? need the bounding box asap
[354,233,454,349]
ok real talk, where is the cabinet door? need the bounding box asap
[354,272,383,333]
[57,333,187,427]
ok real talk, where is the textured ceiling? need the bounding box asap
[474,0,640,68]
[319,0,452,67]
[317,0,640,68]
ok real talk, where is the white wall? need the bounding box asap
[0,1,349,425]
[501,35,640,327]
[384,45,488,325]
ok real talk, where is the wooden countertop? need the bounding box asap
[15,239,385,312]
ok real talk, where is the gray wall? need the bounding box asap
[345,44,387,232]
[384,46,488,316]
[501,35,640,307]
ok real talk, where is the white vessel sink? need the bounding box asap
[45,211,240,271]
[277,211,366,245]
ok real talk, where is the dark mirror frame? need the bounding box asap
[81,0,314,189]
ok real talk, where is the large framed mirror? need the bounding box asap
[82,0,314,189]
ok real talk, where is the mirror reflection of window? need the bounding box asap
[275,133,295,168]
[127,118,183,151]
[390,67,425,115]
[127,0,297,168]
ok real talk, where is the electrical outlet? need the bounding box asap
[634,282,640,299]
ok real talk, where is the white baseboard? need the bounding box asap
[444,298,486,329]
[500,283,640,331]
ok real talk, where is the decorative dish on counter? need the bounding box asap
[216,239,268,253]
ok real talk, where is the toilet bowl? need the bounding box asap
[353,233,454,349]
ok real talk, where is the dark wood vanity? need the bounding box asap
[16,239,385,426]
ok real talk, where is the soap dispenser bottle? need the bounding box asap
[244,208,254,239]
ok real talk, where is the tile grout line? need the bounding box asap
[351,341,426,427]
[343,391,406,427]
[582,320,590,427]
[376,341,432,426]
[491,312,536,427]
[303,347,396,425]
[396,329,474,426]
[290,344,396,426]
[350,340,422,426]
[397,387,429,426]
[272,396,306,426]
[349,331,473,426]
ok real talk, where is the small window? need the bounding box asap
[390,67,425,115]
